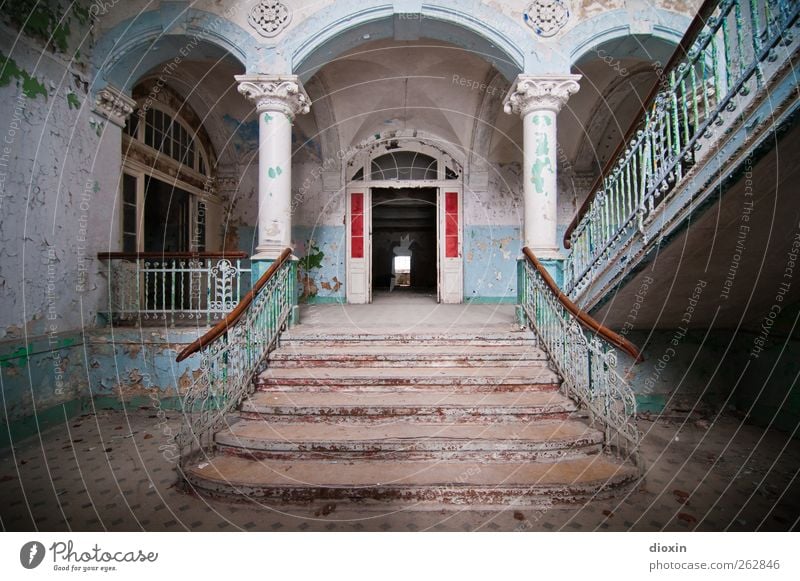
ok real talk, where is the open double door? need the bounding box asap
[345,187,463,304]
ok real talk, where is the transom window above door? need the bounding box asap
[371,151,437,180]
[349,146,461,182]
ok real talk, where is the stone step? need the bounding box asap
[279,332,537,348]
[240,390,577,422]
[215,418,603,461]
[268,344,548,368]
[256,365,560,391]
[184,454,638,508]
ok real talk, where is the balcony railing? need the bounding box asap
[98,251,251,326]
[564,0,800,297]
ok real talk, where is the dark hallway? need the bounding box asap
[371,187,437,294]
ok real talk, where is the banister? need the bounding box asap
[98,251,248,260]
[176,248,293,362]
[563,0,719,248]
[522,247,643,362]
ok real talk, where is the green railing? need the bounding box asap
[564,0,800,296]
[174,249,296,464]
[520,248,642,466]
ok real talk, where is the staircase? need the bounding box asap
[183,329,638,509]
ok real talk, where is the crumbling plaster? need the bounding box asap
[0,29,119,339]
[0,0,700,430]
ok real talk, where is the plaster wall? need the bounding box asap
[0,328,206,449]
[0,27,120,341]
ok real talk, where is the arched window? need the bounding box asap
[346,143,462,183]
[124,105,210,178]
[370,151,438,180]
[120,85,216,254]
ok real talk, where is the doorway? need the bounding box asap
[142,176,192,310]
[143,176,191,252]
[371,188,437,297]
[345,145,463,304]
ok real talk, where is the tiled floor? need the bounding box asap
[1,406,798,531]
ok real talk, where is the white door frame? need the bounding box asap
[344,141,464,304]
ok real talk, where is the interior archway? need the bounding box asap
[286,4,528,82]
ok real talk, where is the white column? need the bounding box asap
[503,75,580,256]
[236,75,311,261]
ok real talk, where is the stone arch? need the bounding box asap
[343,131,466,185]
[281,1,533,82]
[565,8,690,67]
[128,79,217,171]
[131,69,243,170]
[92,8,254,94]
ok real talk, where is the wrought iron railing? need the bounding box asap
[564,0,800,296]
[174,249,296,464]
[98,252,250,326]
[520,248,643,465]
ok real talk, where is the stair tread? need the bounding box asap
[282,331,533,340]
[220,418,600,444]
[272,345,545,357]
[260,366,556,380]
[244,390,575,410]
[187,454,634,488]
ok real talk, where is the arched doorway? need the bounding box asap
[345,141,463,304]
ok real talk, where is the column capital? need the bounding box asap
[503,74,581,116]
[93,85,136,128]
[235,74,311,118]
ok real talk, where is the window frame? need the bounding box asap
[126,102,211,178]
[120,101,215,253]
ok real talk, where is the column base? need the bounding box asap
[524,248,565,288]
[252,246,288,261]
[538,257,565,289]
[290,305,300,327]
[526,247,564,260]
[251,256,276,280]
[518,254,566,289]
[251,255,300,324]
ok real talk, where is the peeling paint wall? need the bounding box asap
[464,160,524,300]
[0,328,206,446]
[0,28,119,339]
[294,226,346,302]
[0,0,704,443]
[0,333,88,426]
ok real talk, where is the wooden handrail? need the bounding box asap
[522,247,643,362]
[98,251,248,260]
[563,0,718,248]
[176,248,293,362]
